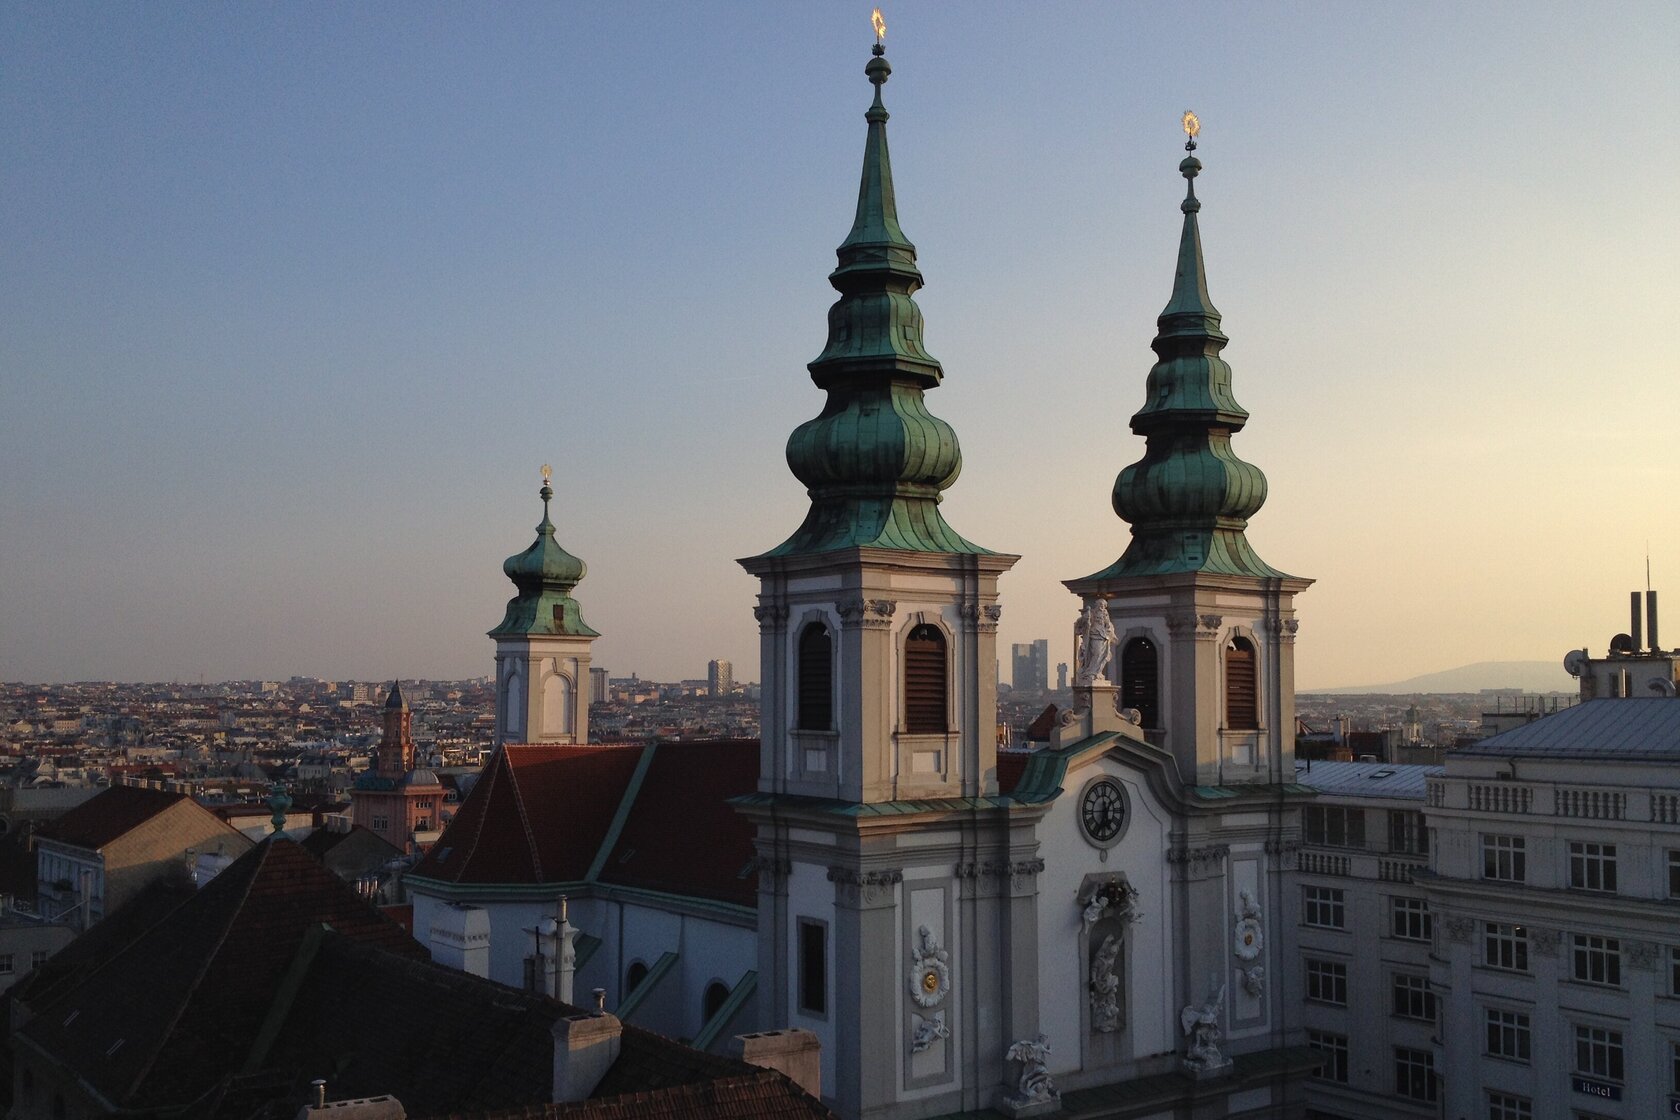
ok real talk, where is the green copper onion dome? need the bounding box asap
[1084,130,1288,581]
[488,477,599,638]
[763,43,989,558]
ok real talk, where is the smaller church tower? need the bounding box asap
[490,468,598,746]
[377,679,416,777]
[351,679,445,850]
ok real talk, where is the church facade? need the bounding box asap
[416,35,1322,1120]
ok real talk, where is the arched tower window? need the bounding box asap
[1120,637,1160,728]
[703,980,730,1023]
[625,960,649,996]
[1225,637,1258,730]
[797,623,833,731]
[904,624,948,734]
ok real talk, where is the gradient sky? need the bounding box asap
[4,3,1677,689]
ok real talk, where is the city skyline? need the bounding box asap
[4,4,1676,688]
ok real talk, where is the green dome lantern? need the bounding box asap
[760,42,990,559]
[1085,120,1290,582]
[489,470,598,638]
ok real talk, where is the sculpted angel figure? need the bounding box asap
[1074,599,1117,686]
[1005,1034,1056,1103]
[1180,983,1227,1068]
[1089,934,1122,1033]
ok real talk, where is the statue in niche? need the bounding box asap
[1089,934,1122,1033]
[1074,599,1117,686]
[1005,1034,1058,1105]
[1180,982,1227,1070]
[909,1009,948,1053]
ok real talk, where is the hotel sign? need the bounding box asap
[1572,1076,1620,1101]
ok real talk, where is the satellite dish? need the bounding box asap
[1649,678,1677,697]
[1563,649,1589,677]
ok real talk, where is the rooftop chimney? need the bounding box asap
[552,1012,622,1103]
[1631,592,1643,652]
[733,1029,822,1101]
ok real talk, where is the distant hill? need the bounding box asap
[1304,660,1574,696]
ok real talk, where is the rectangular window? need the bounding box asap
[29,950,47,969]
[1573,1023,1623,1082]
[1673,1040,1680,1093]
[1484,1007,1531,1062]
[1304,886,1345,930]
[1304,806,1367,849]
[1388,809,1428,855]
[1571,934,1622,987]
[0,954,12,975]
[372,815,389,832]
[1669,850,1680,899]
[1670,945,1680,998]
[1305,958,1348,1006]
[1568,842,1618,893]
[1482,834,1526,882]
[1307,1030,1348,1083]
[797,919,826,1016]
[1392,973,1435,1021]
[1483,922,1529,972]
[1487,1092,1532,1120]
[1394,1046,1436,1103]
[1391,896,1432,942]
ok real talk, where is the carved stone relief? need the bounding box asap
[1089,934,1122,1033]
[908,924,951,1009]
[827,866,902,907]
[1232,889,1264,962]
[1441,915,1474,943]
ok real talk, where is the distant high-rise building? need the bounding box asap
[707,659,733,697]
[1011,639,1050,692]
[590,667,609,704]
[1056,661,1068,690]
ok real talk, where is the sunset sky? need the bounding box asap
[4,3,1677,688]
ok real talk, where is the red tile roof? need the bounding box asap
[597,741,758,907]
[18,838,424,1111]
[411,741,760,909]
[412,745,646,885]
[35,784,193,850]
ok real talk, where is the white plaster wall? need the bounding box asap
[784,861,837,1094]
[1034,757,1174,1076]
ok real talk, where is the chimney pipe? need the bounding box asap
[1649,590,1660,652]
[1631,592,1644,652]
[312,1079,327,1108]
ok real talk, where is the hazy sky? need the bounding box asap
[4,3,1677,689]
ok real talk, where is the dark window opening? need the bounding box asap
[1120,637,1160,728]
[904,624,948,733]
[703,981,730,1023]
[797,623,833,731]
[1225,637,1258,730]
[625,960,649,995]
[798,920,826,1015]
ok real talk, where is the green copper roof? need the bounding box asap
[488,479,599,638]
[756,44,991,560]
[1081,135,1289,582]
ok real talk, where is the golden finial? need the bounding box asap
[1182,110,1200,140]
[871,8,886,42]
[540,463,552,483]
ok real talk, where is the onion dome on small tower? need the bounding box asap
[759,35,990,558]
[1082,114,1290,581]
[489,468,599,639]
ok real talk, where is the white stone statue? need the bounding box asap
[1006,1034,1057,1104]
[1232,887,1264,961]
[910,1009,948,1053]
[1074,599,1117,687]
[1240,965,1265,998]
[1089,935,1121,1033]
[1180,982,1227,1069]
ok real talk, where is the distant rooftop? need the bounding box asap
[1291,760,1442,800]
[1457,697,1680,761]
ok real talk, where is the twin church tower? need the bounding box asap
[484,30,1310,1120]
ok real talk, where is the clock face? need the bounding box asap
[1081,779,1125,843]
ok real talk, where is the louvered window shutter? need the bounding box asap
[1226,638,1259,730]
[904,625,948,733]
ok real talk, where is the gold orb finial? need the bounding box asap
[1182,110,1200,139]
[540,463,552,483]
[871,8,886,42]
